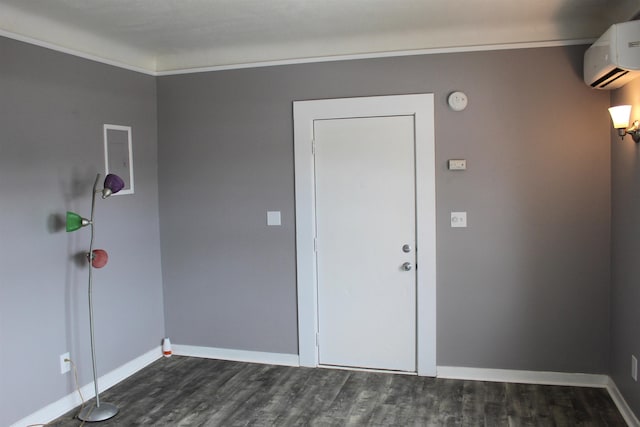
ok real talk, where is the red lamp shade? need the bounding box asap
[90,249,109,268]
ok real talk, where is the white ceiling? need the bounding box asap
[0,0,638,75]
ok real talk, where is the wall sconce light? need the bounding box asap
[608,105,640,142]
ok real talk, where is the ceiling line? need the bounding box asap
[1,27,594,77]
[155,39,596,76]
[0,28,155,75]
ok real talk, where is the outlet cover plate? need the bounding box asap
[60,352,70,374]
[451,212,467,228]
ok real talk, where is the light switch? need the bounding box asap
[267,211,281,226]
[451,212,467,228]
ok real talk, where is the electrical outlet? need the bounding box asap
[632,355,637,381]
[451,211,468,228]
[60,352,70,374]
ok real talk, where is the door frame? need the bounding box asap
[293,94,437,376]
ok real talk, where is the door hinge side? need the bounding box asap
[316,332,319,347]
[312,139,316,155]
[314,237,318,252]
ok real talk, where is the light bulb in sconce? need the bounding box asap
[608,105,631,129]
[608,105,640,142]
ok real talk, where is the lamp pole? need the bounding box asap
[77,173,119,422]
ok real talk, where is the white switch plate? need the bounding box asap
[267,211,281,226]
[451,212,467,228]
[632,355,637,381]
[448,159,467,170]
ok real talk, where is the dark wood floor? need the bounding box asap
[50,356,626,426]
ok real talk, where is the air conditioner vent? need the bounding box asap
[590,68,630,89]
[584,21,640,90]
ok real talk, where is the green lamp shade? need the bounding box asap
[66,211,89,232]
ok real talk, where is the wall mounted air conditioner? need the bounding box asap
[584,20,640,90]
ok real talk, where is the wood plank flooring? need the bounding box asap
[50,356,626,426]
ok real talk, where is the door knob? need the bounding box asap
[402,244,412,253]
[401,262,413,271]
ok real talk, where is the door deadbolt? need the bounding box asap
[402,244,412,253]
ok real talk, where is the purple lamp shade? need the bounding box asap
[102,174,125,198]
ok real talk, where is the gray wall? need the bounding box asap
[0,37,164,427]
[611,76,640,417]
[158,46,612,373]
[0,35,619,425]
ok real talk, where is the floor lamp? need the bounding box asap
[66,173,124,422]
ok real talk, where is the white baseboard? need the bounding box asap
[437,365,609,387]
[605,377,640,427]
[172,344,300,367]
[10,346,162,427]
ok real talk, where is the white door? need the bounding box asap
[294,94,436,376]
[314,115,417,372]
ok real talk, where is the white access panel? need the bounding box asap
[314,115,417,372]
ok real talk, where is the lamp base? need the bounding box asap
[78,402,118,422]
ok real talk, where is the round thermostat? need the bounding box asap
[447,91,468,111]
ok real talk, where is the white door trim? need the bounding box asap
[293,94,437,376]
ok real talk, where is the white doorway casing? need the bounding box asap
[293,94,437,376]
